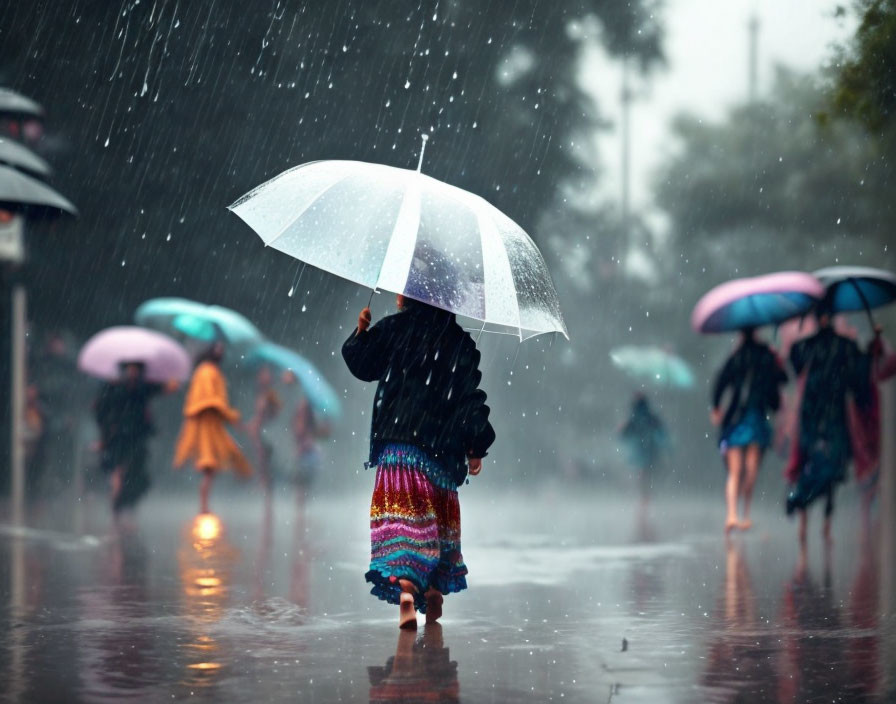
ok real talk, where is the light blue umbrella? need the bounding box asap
[610,346,695,390]
[248,342,342,418]
[135,298,262,347]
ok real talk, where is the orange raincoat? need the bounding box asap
[174,361,252,476]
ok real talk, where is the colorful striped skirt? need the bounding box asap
[366,444,468,613]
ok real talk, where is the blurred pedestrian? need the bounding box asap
[847,326,896,524]
[174,342,251,515]
[30,331,82,497]
[247,365,282,494]
[786,302,871,546]
[711,327,787,534]
[619,393,668,507]
[289,392,329,506]
[343,295,495,629]
[93,362,169,517]
[24,383,46,496]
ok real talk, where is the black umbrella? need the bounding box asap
[0,139,51,177]
[0,164,76,216]
[0,88,44,119]
[814,266,896,326]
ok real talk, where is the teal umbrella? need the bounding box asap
[135,298,262,347]
[247,342,341,417]
[610,345,695,390]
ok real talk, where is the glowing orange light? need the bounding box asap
[187,662,222,671]
[192,513,222,542]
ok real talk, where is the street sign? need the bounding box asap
[0,210,24,262]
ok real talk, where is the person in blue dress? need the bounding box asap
[711,327,788,534]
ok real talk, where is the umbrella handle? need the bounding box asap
[848,277,875,329]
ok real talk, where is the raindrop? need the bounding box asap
[404,79,411,89]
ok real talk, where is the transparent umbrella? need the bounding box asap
[228,138,567,341]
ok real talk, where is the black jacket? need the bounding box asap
[790,327,870,452]
[342,302,496,485]
[712,338,787,433]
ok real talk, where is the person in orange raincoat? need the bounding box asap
[174,342,252,514]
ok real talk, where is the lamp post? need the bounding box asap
[0,89,76,525]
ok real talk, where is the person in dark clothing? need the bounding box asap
[619,393,668,506]
[343,295,495,629]
[711,327,787,534]
[786,306,871,546]
[94,362,165,515]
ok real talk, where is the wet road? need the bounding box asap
[0,488,892,703]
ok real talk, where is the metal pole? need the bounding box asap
[11,284,25,526]
[880,378,896,697]
[748,14,759,102]
[620,55,632,270]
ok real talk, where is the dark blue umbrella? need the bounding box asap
[814,266,896,324]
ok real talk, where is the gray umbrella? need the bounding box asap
[0,88,44,119]
[0,165,76,216]
[0,139,51,177]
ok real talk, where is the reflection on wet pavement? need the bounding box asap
[0,491,892,702]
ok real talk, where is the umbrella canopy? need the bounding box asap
[228,153,567,341]
[78,326,191,383]
[814,266,896,314]
[247,342,342,417]
[0,139,51,177]
[0,164,76,215]
[0,88,43,119]
[135,298,262,347]
[692,271,824,334]
[610,345,695,389]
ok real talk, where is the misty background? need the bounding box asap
[1,0,893,501]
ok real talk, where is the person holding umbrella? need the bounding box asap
[786,298,872,545]
[93,362,173,517]
[247,364,282,495]
[619,393,668,507]
[174,342,252,515]
[78,326,189,518]
[343,294,495,629]
[711,327,788,534]
[692,272,820,536]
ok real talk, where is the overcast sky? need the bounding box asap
[579,0,856,218]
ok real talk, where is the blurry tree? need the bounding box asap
[655,66,893,287]
[0,0,666,483]
[650,66,895,478]
[831,0,896,135]
[0,0,663,336]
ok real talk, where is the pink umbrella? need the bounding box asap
[78,326,191,383]
[691,271,824,334]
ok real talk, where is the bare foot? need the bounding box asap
[399,592,417,630]
[425,588,443,623]
[725,517,739,535]
[738,519,753,531]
